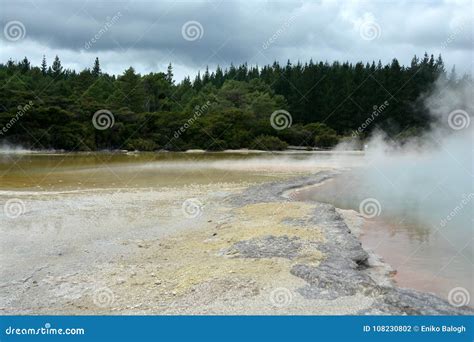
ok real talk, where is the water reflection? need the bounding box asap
[0,151,363,190]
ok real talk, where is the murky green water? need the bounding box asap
[0,152,278,190]
[0,150,363,190]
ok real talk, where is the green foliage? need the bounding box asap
[305,123,340,148]
[124,138,158,151]
[278,124,312,146]
[251,135,288,151]
[0,53,462,151]
[314,132,339,148]
[277,122,340,149]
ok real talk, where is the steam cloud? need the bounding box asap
[347,77,473,245]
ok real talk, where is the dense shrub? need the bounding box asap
[251,135,288,151]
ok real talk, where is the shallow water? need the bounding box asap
[296,172,473,306]
[1,151,471,307]
[0,151,361,190]
[0,151,360,291]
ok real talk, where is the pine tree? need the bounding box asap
[227,63,237,79]
[193,71,202,91]
[166,63,174,85]
[41,55,47,75]
[410,55,419,69]
[0,52,458,150]
[110,67,145,112]
[19,57,30,73]
[449,65,457,83]
[203,66,210,84]
[92,57,101,77]
[51,55,63,77]
[214,65,224,87]
[435,54,445,74]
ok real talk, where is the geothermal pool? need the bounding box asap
[0,150,471,307]
[295,171,473,305]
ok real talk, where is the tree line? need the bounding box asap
[0,53,468,151]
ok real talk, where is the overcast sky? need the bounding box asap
[0,0,472,80]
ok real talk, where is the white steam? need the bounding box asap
[348,77,473,243]
[0,143,32,154]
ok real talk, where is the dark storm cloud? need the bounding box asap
[0,0,472,79]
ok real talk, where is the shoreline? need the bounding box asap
[1,171,472,315]
[227,172,473,315]
[289,174,474,311]
[0,148,365,156]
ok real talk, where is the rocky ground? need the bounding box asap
[1,171,472,315]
